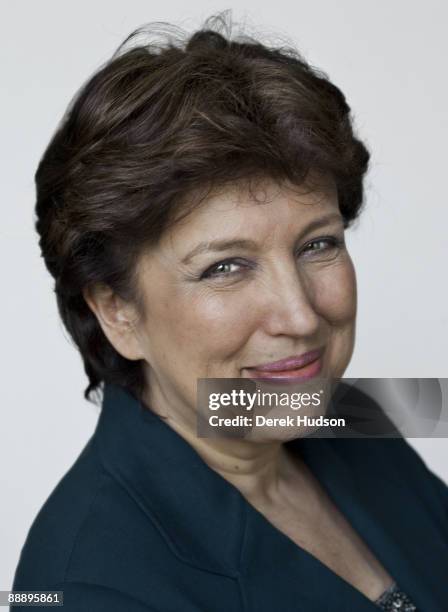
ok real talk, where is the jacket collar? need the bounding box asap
[96,382,246,577]
[95,383,447,610]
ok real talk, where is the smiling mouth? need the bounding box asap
[244,358,322,383]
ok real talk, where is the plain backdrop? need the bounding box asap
[1,0,447,591]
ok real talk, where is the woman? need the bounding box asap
[12,14,448,611]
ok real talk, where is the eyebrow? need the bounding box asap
[181,212,344,265]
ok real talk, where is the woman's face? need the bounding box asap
[129,177,357,427]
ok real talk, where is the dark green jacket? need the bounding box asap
[12,383,448,610]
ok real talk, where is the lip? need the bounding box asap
[245,358,323,384]
[244,347,325,384]
[247,347,325,372]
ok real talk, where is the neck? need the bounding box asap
[143,383,299,504]
[172,418,295,503]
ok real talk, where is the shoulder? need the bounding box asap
[330,435,441,474]
[327,436,448,511]
[12,433,241,611]
[12,435,173,591]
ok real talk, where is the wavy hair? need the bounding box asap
[34,11,370,404]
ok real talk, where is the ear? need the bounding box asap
[82,283,144,361]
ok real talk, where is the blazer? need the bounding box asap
[12,382,448,611]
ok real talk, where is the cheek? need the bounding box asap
[153,289,256,357]
[312,257,357,323]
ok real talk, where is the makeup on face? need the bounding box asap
[134,178,357,436]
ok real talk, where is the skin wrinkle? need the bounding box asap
[87,176,357,507]
[87,176,398,602]
[108,176,357,504]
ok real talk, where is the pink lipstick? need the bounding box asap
[245,347,325,383]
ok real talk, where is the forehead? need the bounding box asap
[162,177,339,249]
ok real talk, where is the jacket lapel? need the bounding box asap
[296,436,448,611]
[97,383,245,577]
[97,384,448,611]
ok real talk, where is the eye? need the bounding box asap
[300,235,344,260]
[200,258,251,280]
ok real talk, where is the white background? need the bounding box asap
[1,0,447,590]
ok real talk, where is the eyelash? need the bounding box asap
[199,235,345,280]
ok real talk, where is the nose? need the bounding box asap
[259,263,321,338]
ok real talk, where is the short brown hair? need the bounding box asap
[35,12,370,404]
